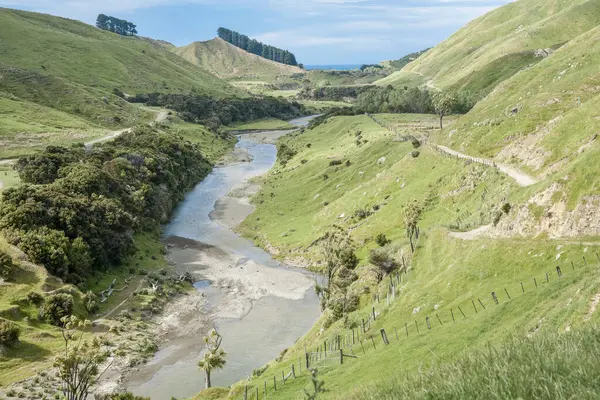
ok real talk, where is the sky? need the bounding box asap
[1,0,513,64]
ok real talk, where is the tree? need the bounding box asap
[404,200,423,253]
[369,248,398,282]
[197,329,227,389]
[96,14,137,36]
[0,320,20,347]
[319,226,359,314]
[432,91,456,130]
[55,316,114,400]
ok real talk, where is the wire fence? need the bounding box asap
[239,250,600,399]
[366,113,498,169]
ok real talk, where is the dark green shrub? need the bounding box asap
[0,320,21,347]
[0,251,16,279]
[26,292,45,307]
[369,248,398,282]
[375,233,390,247]
[83,291,99,313]
[329,160,343,166]
[41,293,73,326]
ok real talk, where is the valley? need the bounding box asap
[1,1,600,399]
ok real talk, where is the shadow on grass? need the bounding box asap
[5,340,53,360]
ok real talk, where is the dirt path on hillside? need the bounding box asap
[448,225,491,240]
[84,109,169,149]
[434,145,538,187]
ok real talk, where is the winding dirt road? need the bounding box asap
[435,145,538,187]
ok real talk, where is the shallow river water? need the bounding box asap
[127,117,320,399]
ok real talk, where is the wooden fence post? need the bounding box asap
[534,277,538,288]
[472,299,477,313]
[264,381,267,398]
[405,322,409,337]
[478,299,486,310]
[571,261,575,271]
[380,328,390,345]
[415,320,419,333]
[521,282,525,293]
[273,376,276,391]
[370,335,376,349]
[256,386,258,400]
[546,272,549,283]
[504,288,511,299]
[291,364,296,378]
[339,349,344,364]
[394,327,399,340]
[282,371,285,385]
[556,266,562,278]
[458,306,466,318]
[436,314,443,326]
[491,291,499,304]
[244,385,248,400]
[360,340,366,354]
[426,316,431,330]
[451,309,455,322]
[372,306,376,320]
[305,352,310,369]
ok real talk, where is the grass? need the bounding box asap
[0,65,153,129]
[173,38,303,81]
[379,0,600,90]
[226,229,600,400]
[353,325,600,399]
[0,93,104,159]
[224,118,295,131]
[0,8,242,97]
[238,114,513,261]
[0,165,20,190]
[222,113,600,399]
[436,24,600,209]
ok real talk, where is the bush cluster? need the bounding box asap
[128,93,304,129]
[0,320,20,347]
[1,126,212,283]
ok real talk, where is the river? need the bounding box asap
[126,117,321,399]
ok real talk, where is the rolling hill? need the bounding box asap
[0,8,241,96]
[173,38,304,81]
[376,0,600,95]
[0,8,244,157]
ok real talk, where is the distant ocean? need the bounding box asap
[304,64,362,71]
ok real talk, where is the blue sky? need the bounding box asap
[1,0,512,64]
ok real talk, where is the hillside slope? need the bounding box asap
[0,8,241,97]
[376,0,600,92]
[173,38,304,80]
[220,114,600,399]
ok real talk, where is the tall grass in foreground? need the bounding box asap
[352,326,600,400]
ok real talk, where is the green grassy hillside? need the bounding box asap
[435,24,600,212]
[0,8,241,97]
[376,0,600,91]
[0,7,244,157]
[173,38,304,81]
[222,114,600,399]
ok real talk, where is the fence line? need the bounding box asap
[365,113,498,169]
[240,250,600,399]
